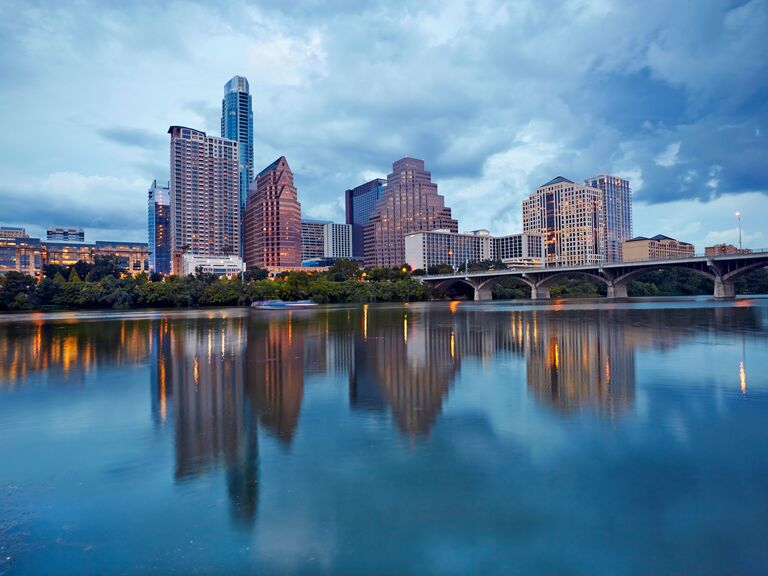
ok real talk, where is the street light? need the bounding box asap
[735,211,742,251]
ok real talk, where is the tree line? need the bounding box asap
[1,256,766,311]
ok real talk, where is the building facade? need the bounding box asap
[492,233,545,266]
[168,126,240,274]
[623,235,695,261]
[345,178,386,259]
[705,243,751,256]
[404,230,544,271]
[148,179,171,274]
[244,156,302,269]
[365,158,458,268]
[323,223,352,259]
[0,226,27,239]
[522,176,605,267]
[221,76,253,209]
[179,254,243,277]
[584,174,633,262]
[301,219,330,263]
[47,227,85,242]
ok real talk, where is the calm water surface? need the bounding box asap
[1,299,767,575]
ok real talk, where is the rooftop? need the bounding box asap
[540,176,575,187]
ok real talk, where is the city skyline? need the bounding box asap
[0,1,765,252]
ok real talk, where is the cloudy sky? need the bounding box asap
[0,0,766,250]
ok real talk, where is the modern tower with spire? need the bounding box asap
[221,75,254,209]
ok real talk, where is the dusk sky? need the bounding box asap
[1,0,766,250]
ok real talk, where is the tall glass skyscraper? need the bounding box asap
[148,179,171,274]
[221,76,253,209]
[584,175,632,262]
[345,178,386,259]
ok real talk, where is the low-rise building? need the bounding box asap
[179,254,243,277]
[705,243,751,256]
[404,229,544,271]
[47,226,85,242]
[0,231,148,277]
[622,235,695,261]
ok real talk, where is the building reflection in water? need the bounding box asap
[150,317,258,527]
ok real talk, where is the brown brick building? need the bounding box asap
[244,156,302,269]
[364,157,458,268]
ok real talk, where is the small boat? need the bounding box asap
[250,299,318,310]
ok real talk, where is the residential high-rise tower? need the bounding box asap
[244,157,302,269]
[168,126,240,271]
[364,158,457,268]
[221,76,254,209]
[148,179,171,274]
[522,176,605,267]
[584,174,632,262]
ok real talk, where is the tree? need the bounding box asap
[42,263,69,280]
[68,268,82,283]
[87,255,122,281]
[244,268,269,282]
[0,272,37,310]
[327,259,360,282]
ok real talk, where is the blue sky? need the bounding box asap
[0,0,766,250]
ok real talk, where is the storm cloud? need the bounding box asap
[0,0,765,248]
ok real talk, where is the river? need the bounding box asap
[1,298,767,575]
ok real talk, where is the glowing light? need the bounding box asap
[363,304,368,340]
[403,314,408,343]
[450,330,455,360]
[449,300,459,315]
[739,361,746,395]
[193,357,199,387]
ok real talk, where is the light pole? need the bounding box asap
[735,211,742,251]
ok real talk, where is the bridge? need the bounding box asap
[418,251,768,301]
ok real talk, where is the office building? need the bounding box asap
[0,226,27,239]
[47,227,85,242]
[324,223,352,259]
[492,233,545,266]
[404,229,544,271]
[301,219,330,262]
[365,158,457,268]
[221,76,254,209]
[623,235,695,261]
[168,126,240,274]
[584,174,633,262]
[44,240,149,274]
[522,176,605,267]
[148,180,171,274]
[244,156,302,269]
[345,178,386,258]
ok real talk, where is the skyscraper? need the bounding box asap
[584,174,632,262]
[221,76,254,209]
[168,126,240,271]
[522,176,605,266]
[301,219,330,262]
[148,179,171,274]
[244,156,302,269]
[345,178,385,258]
[364,158,457,268]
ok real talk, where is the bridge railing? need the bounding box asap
[418,248,768,277]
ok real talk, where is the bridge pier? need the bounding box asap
[606,281,628,299]
[531,284,550,300]
[714,276,735,299]
[474,285,493,301]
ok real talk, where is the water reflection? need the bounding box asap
[1,303,765,534]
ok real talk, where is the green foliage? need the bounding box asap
[326,259,361,281]
[626,269,713,296]
[0,272,37,310]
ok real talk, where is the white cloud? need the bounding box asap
[655,141,681,167]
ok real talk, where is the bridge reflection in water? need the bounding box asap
[0,302,763,530]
